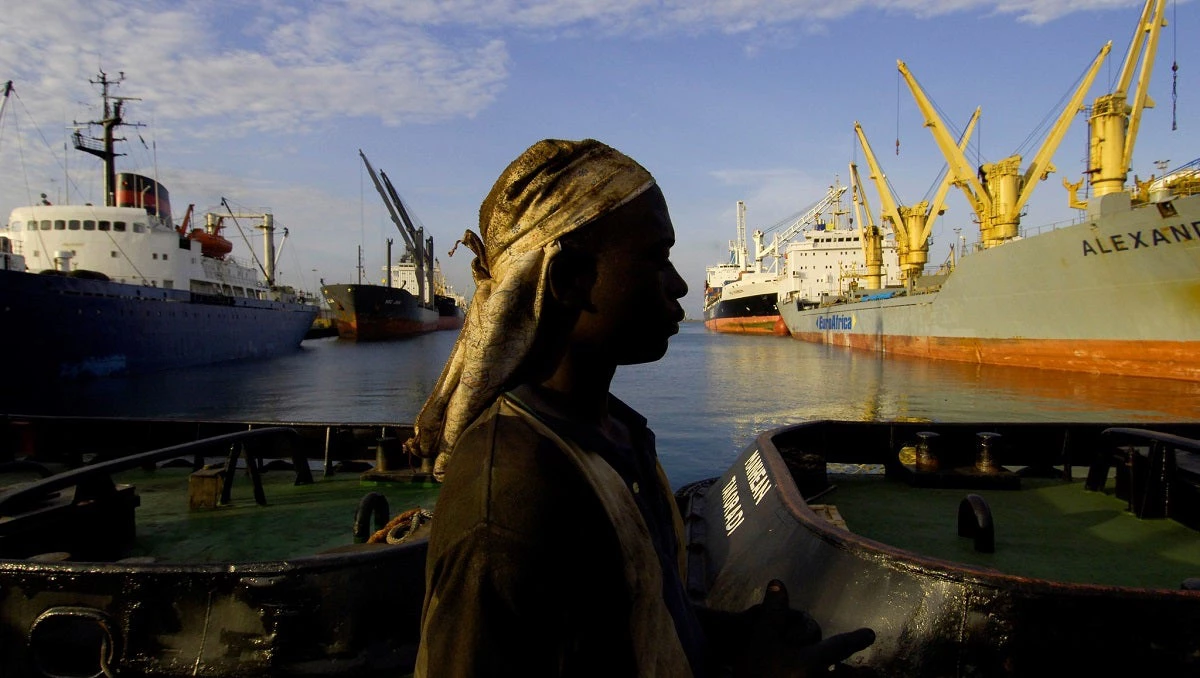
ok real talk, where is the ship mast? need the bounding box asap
[72,70,140,208]
[854,111,977,286]
[899,42,1110,249]
[734,200,749,272]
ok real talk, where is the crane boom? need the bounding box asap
[854,122,905,240]
[1014,41,1111,217]
[897,61,991,219]
[900,41,1110,247]
[753,184,847,264]
[1123,0,1166,176]
[848,161,884,290]
[854,111,977,283]
[925,107,981,246]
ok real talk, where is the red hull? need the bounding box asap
[789,332,1200,382]
[704,315,789,336]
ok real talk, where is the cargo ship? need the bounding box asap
[321,152,441,341]
[780,0,1200,382]
[704,185,857,335]
[0,73,317,380]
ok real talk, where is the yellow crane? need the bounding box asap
[847,161,884,291]
[1066,0,1167,206]
[898,41,1111,248]
[853,109,979,285]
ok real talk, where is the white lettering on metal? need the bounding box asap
[744,450,773,505]
[721,475,745,536]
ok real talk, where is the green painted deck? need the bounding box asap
[112,467,441,563]
[824,473,1200,589]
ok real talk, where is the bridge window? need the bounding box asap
[152,253,158,260]
[162,253,168,260]
[113,221,126,232]
[98,221,110,231]
[54,220,66,230]
[133,223,146,233]
[40,220,51,230]
[68,220,81,230]
[83,220,96,231]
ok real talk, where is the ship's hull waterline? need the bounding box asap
[779,193,1200,382]
[321,284,439,342]
[703,290,788,336]
[0,269,315,380]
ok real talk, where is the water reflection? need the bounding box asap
[614,323,1200,486]
[4,321,1195,487]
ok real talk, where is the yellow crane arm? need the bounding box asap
[922,106,981,245]
[854,121,906,241]
[1114,0,1159,98]
[897,60,991,218]
[848,161,878,239]
[1125,0,1167,173]
[1014,41,1112,216]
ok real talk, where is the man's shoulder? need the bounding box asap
[436,400,602,532]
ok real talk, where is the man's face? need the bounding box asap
[575,185,688,365]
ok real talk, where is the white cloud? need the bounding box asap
[0,0,510,139]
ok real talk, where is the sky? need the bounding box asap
[0,0,1195,319]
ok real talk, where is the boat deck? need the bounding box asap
[127,467,440,563]
[821,471,1200,589]
[3,464,441,564]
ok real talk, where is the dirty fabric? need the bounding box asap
[414,390,699,677]
[402,139,655,480]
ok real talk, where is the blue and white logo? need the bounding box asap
[816,314,853,331]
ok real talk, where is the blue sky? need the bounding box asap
[1,0,1194,318]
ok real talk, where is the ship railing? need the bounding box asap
[0,427,310,519]
[1086,428,1200,529]
[1019,214,1087,239]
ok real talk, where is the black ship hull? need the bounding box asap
[0,269,317,380]
[321,284,439,341]
[702,289,786,335]
[434,294,465,331]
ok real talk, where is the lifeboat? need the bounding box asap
[188,228,233,259]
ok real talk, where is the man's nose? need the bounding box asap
[667,264,688,299]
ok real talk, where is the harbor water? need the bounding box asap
[6,322,1199,487]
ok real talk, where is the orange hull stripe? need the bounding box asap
[705,316,784,336]
[790,332,1200,382]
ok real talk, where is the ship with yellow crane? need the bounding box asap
[703,183,892,335]
[779,0,1200,382]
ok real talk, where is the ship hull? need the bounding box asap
[0,270,316,380]
[434,294,465,331]
[703,290,787,336]
[321,284,439,341]
[779,193,1200,381]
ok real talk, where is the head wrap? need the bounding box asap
[404,138,655,480]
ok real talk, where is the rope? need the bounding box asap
[366,506,434,544]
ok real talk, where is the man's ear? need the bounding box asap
[547,248,597,312]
